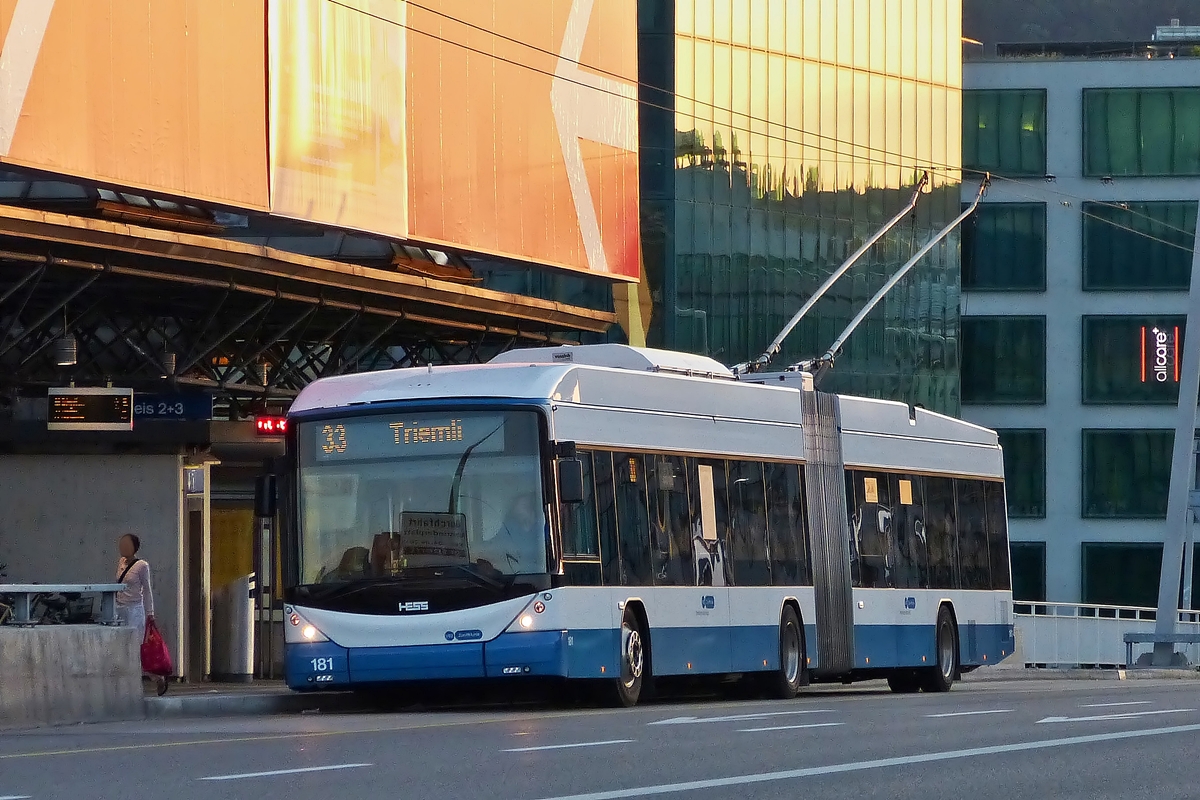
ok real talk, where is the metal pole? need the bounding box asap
[1183,514,1195,613]
[732,172,929,374]
[1152,221,1200,665]
[809,176,989,385]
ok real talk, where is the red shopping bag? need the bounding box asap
[141,618,173,676]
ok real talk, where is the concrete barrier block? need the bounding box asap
[0,625,144,728]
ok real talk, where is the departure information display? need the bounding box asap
[48,388,134,431]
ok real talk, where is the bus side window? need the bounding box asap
[729,460,770,586]
[924,477,960,590]
[593,451,622,587]
[765,462,807,587]
[614,452,653,586]
[889,473,928,589]
[844,470,860,586]
[850,470,894,589]
[955,479,991,591]
[690,458,731,586]
[561,451,599,558]
[648,454,692,586]
[985,481,1012,591]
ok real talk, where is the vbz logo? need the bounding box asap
[903,597,916,610]
[701,595,715,609]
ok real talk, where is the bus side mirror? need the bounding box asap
[254,474,277,518]
[558,459,585,504]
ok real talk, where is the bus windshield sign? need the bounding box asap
[309,414,506,463]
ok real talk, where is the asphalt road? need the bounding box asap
[2,677,1199,800]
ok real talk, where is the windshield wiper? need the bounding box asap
[437,563,508,591]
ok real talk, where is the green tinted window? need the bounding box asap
[1081,543,1162,607]
[962,203,1046,290]
[997,429,1046,518]
[1082,430,1173,518]
[1082,316,1185,404]
[1010,542,1046,603]
[963,90,1047,176]
[961,317,1046,404]
[1085,88,1200,177]
[1083,202,1197,290]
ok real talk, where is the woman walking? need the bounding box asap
[116,534,168,696]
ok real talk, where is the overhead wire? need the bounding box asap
[329,0,1199,254]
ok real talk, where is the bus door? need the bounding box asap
[647,456,732,675]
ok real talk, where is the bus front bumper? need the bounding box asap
[285,631,574,689]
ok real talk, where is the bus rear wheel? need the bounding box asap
[921,606,958,693]
[767,606,805,699]
[607,608,646,707]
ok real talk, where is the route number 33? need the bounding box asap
[310,657,335,672]
[321,424,348,455]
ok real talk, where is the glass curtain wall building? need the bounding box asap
[638,0,963,414]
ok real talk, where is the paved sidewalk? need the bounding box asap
[964,665,1200,682]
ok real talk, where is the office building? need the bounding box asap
[959,39,1200,606]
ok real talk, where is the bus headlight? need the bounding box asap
[284,608,329,644]
[519,614,534,629]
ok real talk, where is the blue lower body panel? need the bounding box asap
[286,621,1016,689]
[286,641,351,691]
[485,631,568,677]
[852,623,1015,670]
[349,642,485,682]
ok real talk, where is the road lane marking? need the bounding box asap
[0,795,32,799]
[737,723,844,733]
[504,740,633,753]
[1079,701,1152,708]
[531,722,1200,800]
[1037,709,1195,724]
[649,710,832,726]
[925,710,1012,718]
[199,763,371,781]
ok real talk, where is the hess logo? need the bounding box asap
[398,601,430,612]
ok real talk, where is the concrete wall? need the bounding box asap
[0,626,144,728]
[961,58,1198,604]
[0,454,184,671]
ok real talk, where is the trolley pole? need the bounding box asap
[1152,220,1200,666]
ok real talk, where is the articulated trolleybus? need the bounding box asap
[280,344,1014,705]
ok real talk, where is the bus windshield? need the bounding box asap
[297,409,547,584]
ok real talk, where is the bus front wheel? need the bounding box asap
[921,606,958,693]
[767,605,806,699]
[608,608,646,707]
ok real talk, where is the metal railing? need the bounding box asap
[0,583,125,626]
[1014,601,1200,668]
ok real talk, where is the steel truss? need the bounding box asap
[0,252,575,418]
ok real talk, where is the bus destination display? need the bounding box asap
[308,413,507,463]
[47,388,134,431]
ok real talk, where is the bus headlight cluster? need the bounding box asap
[284,605,330,644]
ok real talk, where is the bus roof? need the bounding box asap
[289,345,1001,476]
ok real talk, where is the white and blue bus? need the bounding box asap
[280,344,1014,705]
